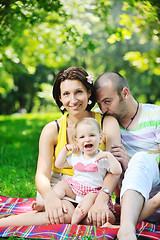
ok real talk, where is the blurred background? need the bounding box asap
[0,0,160,115]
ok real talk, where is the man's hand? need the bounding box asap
[110,144,130,171]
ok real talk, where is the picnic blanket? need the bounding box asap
[0,195,160,240]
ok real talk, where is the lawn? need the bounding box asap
[0,112,62,198]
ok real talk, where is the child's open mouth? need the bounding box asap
[84,143,93,149]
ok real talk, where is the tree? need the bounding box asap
[0,0,159,114]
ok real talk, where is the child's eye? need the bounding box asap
[80,136,84,139]
[90,134,95,137]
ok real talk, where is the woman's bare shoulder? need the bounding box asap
[103,115,119,125]
[40,118,62,143]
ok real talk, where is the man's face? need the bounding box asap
[96,80,127,121]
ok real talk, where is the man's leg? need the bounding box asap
[117,190,144,240]
[118,152,159,240]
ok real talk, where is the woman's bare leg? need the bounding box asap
[32,180,75,212]
[0,200,75,227]
[0,211,49,227]
[138,191,160,222]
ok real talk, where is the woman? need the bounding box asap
[0,67,121,227]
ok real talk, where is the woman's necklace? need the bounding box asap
[120,102,139,130]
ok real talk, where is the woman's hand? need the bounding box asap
[88,191,110,227]
[44,190,67,224]
[110,144,130,171]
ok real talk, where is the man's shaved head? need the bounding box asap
[94,72,129,96]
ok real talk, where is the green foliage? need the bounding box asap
[0,0,160,114]
[0,63,56,114]
[0,0,62,46]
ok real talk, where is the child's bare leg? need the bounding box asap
[138,192,160,222]
[32,180,75,212]
[53,180,76,200]
[71,193,97,225]
[0,200,75,227]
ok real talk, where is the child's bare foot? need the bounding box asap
[101,222,119,228]
[71,204,86,224]
[32,201,45,212]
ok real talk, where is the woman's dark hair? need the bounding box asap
[53,67,96,113]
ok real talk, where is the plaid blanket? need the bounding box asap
[0,195,160,239]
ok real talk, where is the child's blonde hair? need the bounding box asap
[73,117,101,139]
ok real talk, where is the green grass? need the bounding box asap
[0,112,62,198]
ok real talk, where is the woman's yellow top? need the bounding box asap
[52,112,106,175]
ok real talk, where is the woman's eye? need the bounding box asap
[63,92,69,96]
[76,90,83,94]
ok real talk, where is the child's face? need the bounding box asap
[75,122,101,156]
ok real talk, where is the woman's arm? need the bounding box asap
[35,121,57,199]
[102,115,121,149]
[88,174,120,226]
[35,120,66,224]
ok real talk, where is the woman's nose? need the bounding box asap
[70,94,78,104]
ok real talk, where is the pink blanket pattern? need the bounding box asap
[0,195,159,239]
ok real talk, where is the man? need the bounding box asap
[94,72,160,240]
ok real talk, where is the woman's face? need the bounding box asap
[59,80,91,115]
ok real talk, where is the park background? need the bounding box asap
[0,0,160,199]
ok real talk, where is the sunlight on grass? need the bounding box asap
[0,112,62,198]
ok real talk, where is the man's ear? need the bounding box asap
[121,87,130,100]
[99,133,103,144]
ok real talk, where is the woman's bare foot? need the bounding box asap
[32,201,45,212]
[71,204,86,224]
[101,222,120,228]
